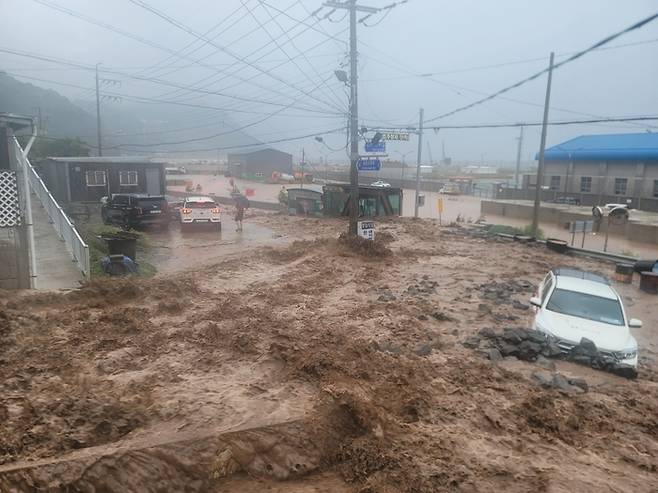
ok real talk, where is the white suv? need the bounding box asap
[180,196,221,230]
[530,268,640,369]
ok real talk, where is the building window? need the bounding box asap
[119,170,139,186]
[85,170,106,187]
[254,172,264,178]
[654,180,658,198]
[614,178,627,195]
[580,176,592,193]
[550,176,561,191]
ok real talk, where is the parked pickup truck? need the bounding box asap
[101,194,171,230]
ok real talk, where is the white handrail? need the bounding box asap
[14,138,91,278]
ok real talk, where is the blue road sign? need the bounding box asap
[357,158,381,171]
[365,141,386,153]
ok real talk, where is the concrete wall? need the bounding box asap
[481,200,657,244]
[496,186,658,213]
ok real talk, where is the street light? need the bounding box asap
[334,70,348,84]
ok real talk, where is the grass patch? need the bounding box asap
[486,223,545,240]
[75,215,157,278]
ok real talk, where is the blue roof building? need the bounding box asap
[524,133,658,207]
[540,133,658,161]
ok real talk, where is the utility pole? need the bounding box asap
[325,0,378,235]
[36,107,43,134]
[514,125,524,189]
[414,107,424,218]
[531,52,555,238]
[95,63,102,157]
[347,0,359,235]
[300,148,305,189]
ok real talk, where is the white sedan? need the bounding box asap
[371,180,391,188]
[530,268,640,369]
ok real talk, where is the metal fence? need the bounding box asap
[14,138,90,278]
[495,187,658,212]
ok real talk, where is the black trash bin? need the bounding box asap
[633,259,657,274]
[100,232,138,261]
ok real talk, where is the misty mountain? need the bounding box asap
[74,98,260,158]
[0,71,96,139]
[0,71,261,157]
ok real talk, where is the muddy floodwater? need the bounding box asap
[1,213,656,492]
[174,174,658,258]
[147,220,284,273]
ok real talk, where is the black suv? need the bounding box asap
[101,194,170,230]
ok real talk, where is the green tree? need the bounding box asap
[27,137,91,159]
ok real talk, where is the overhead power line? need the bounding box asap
[150,4,346,110]
[28,0,339,114]
[116,126,348,154]
[3,71,344,121]
[0,47,342,116]
[149,0,309,101]
[158,22,348,115]
[366,116,658,132]
[360,36,658,82]
[255,0,345,110]
[126,0,343,113]
[108,78,345,148]
[424,10,658,123]
[131,1,251,79]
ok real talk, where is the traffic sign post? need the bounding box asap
[381,132,410,141]
[357,158,381,171]
[365,141,386,153]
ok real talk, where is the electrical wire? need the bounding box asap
[28,0,338,114]
[131,1,252,79]
[116,126,348,154]
[424,11,658,124]
[360,37,658,82]
[365,116,658,132]
[3,71,346,124]
[155,10,346,111]
[126,0,342,113]
[0,47,342,116]
[256,0,346,110]
[161,25,348,117]
[239,0,343,112]
[151,0,310,101]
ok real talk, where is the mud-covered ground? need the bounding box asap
[1,213,656,492]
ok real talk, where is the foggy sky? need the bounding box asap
[1,0,657,164]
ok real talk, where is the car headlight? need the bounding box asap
[614,349,637,360]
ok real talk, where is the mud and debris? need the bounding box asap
[471,327,639,379]
[0,215,657,492]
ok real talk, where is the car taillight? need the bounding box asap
[211,207,220,214]
[182,208,192,214]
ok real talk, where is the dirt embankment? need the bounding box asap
[1,215,657,492]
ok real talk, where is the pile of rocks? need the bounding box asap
[531,371,589,394]
[476,280,534,307]
[375,276,438,302]
[376,286,397,302]
[464,327,637,379]
[406,276,438,297]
